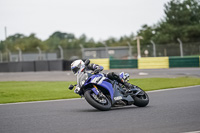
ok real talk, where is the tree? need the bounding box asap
[157,0,200,42]
[136,0,200,43]
[44,31,78,50]
[1,33,45,52]
[137,24,155,45]
[49,31,75,40]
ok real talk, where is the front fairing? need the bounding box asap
[83,73,114,100]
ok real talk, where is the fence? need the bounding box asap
[0,49,82,62]
[141,42,200,57]
[0,41,200,62]
[79,42,200,59]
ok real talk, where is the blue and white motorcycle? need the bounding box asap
[68,60,149,111]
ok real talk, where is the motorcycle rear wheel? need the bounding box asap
[132,86,149,107]
[84,90,111,111]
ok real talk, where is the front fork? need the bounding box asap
[91,85,106,99]
[91,85,100,95]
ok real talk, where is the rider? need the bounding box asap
[71,59,133,93]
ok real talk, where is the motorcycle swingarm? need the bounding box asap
[124,87,144,97]
[113,89,134,105]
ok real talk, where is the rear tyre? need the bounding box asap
[84,90,111,111]
[132,86,149,107]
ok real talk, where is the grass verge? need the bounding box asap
[0,77,200,104]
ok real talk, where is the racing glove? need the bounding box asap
[74,86,81,94]
[94,68,101,74]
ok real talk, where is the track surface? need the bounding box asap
[0,68,200,81]
[0,86,200,133]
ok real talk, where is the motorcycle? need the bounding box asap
[68,60,149,111]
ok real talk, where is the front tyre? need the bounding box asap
[132,86,149,107]
[84,90,111,111]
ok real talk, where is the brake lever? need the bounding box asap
[68,84,77,90]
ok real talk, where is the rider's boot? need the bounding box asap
[107,72,133,91]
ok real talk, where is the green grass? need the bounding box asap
[0,77,200,104]
[0,81,77,104]
[129,77,200,91]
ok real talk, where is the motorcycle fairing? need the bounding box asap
[112,81,134,105]
[84,74,134,105]
[84,74,114,102]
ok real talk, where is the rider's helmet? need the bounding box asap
[71,60,85,75]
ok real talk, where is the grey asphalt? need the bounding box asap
[0,86,200,133]
[0,68,200,81]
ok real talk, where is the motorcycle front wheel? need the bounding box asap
[84,90,111,111]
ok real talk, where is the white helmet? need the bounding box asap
[71,60,85,75]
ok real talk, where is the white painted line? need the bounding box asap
[0,98,82,106]
[182,131,200,133]
[0,85,199,106]
[147,85,200,93]
[138,72,149,76]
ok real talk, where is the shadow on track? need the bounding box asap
[111,105,151,111]
[73,105,152,112]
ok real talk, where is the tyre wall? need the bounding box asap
[0,60,65,72]
[110,59,137,69]
[22,61,35,72]
[0,57,199,72]
[138,57,169,69]
[48,60,64,71]
[90,58,110,70]
[0,63,9,72]
[169,57,199,68]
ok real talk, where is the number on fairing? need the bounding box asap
[91,76,106,84]
[97,77,106,84]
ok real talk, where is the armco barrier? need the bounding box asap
[90,58,109,70]
[169,57,199,68]
[22,61,35,72]
[35,61,49,71]
[110,59,137,69]
[138,57,169,69]
[48,60,64,71]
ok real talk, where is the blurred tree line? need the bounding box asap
[0,0,200,52]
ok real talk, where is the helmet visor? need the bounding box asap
[72,66,80,75]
